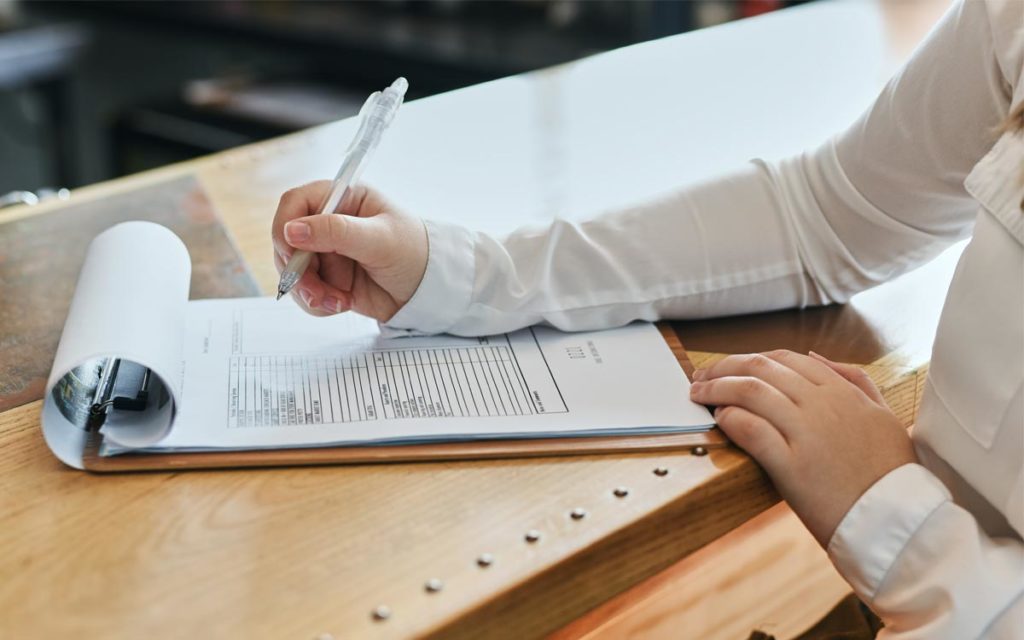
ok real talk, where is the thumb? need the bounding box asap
[809,351,887,406]
[284,214,390,264]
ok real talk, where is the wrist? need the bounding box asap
[390,218,430,307]
[383,219,475,335]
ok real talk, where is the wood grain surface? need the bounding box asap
[549,503,853,640]
[0,174,259,412]
[1,394,776,640]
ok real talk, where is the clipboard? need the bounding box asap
[81,324,726,472]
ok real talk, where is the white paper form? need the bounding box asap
[110,297,714,454]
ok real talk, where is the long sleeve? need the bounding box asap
[386,0,1012,338]
[387,165,829,335]
[828,464,1024,639]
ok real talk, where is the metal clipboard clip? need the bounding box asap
[85,357,153,431]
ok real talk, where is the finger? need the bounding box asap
[318,251,356,292]
[694,353,814,404]
[761,349,838,385]
[300,256,354,315]
[272,180,333,258]
[274,251,351,315]
[338,183,391,219]
[274,250,321,310]
[283,213,392,266]
[280,245,355,300]
[274,245,318,285]
[713,405,790,472]
[273,248,288,275]
[809,351,887,406]
[294,282,352,316]
[288,283,332,317]
[338,183,370,217]
[690,376,799,437]
[274,242,295,273]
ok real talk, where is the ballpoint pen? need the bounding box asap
[275,77,408,300]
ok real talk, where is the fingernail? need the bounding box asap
[285,221,310,242]
[693,369,706,381]
[322,296,342,313]
[299,289,313,307]
[690,381,703,397]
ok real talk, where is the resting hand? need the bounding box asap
[690,350,917,546]
[271,181,428,322]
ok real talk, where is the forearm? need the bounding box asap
[386,138,958,338]
[387,161,828,336]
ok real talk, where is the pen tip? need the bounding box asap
[276,291,284,301]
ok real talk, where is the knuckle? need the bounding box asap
[717,409,761,448]
[743,432,773,459]
[707,355,736,375]
[278,187,301,207]
[348,184,370,209]
[764,349,792,360]
[737,377,763,397]
[746,353,772,371]
[732,417,758,440]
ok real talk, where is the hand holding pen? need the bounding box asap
[271,78,430,322]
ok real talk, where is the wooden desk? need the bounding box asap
[0,2,952,638]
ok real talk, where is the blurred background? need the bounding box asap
[0,0,812,201]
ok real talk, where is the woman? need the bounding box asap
[272,1,1022,637]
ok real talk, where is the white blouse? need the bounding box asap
[385,0,1024,636]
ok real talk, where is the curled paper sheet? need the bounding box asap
[42,222,190,468]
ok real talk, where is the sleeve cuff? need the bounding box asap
[381,218,475,336]
[827,463,952,601]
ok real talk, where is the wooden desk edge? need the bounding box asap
[429,449,779,639]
